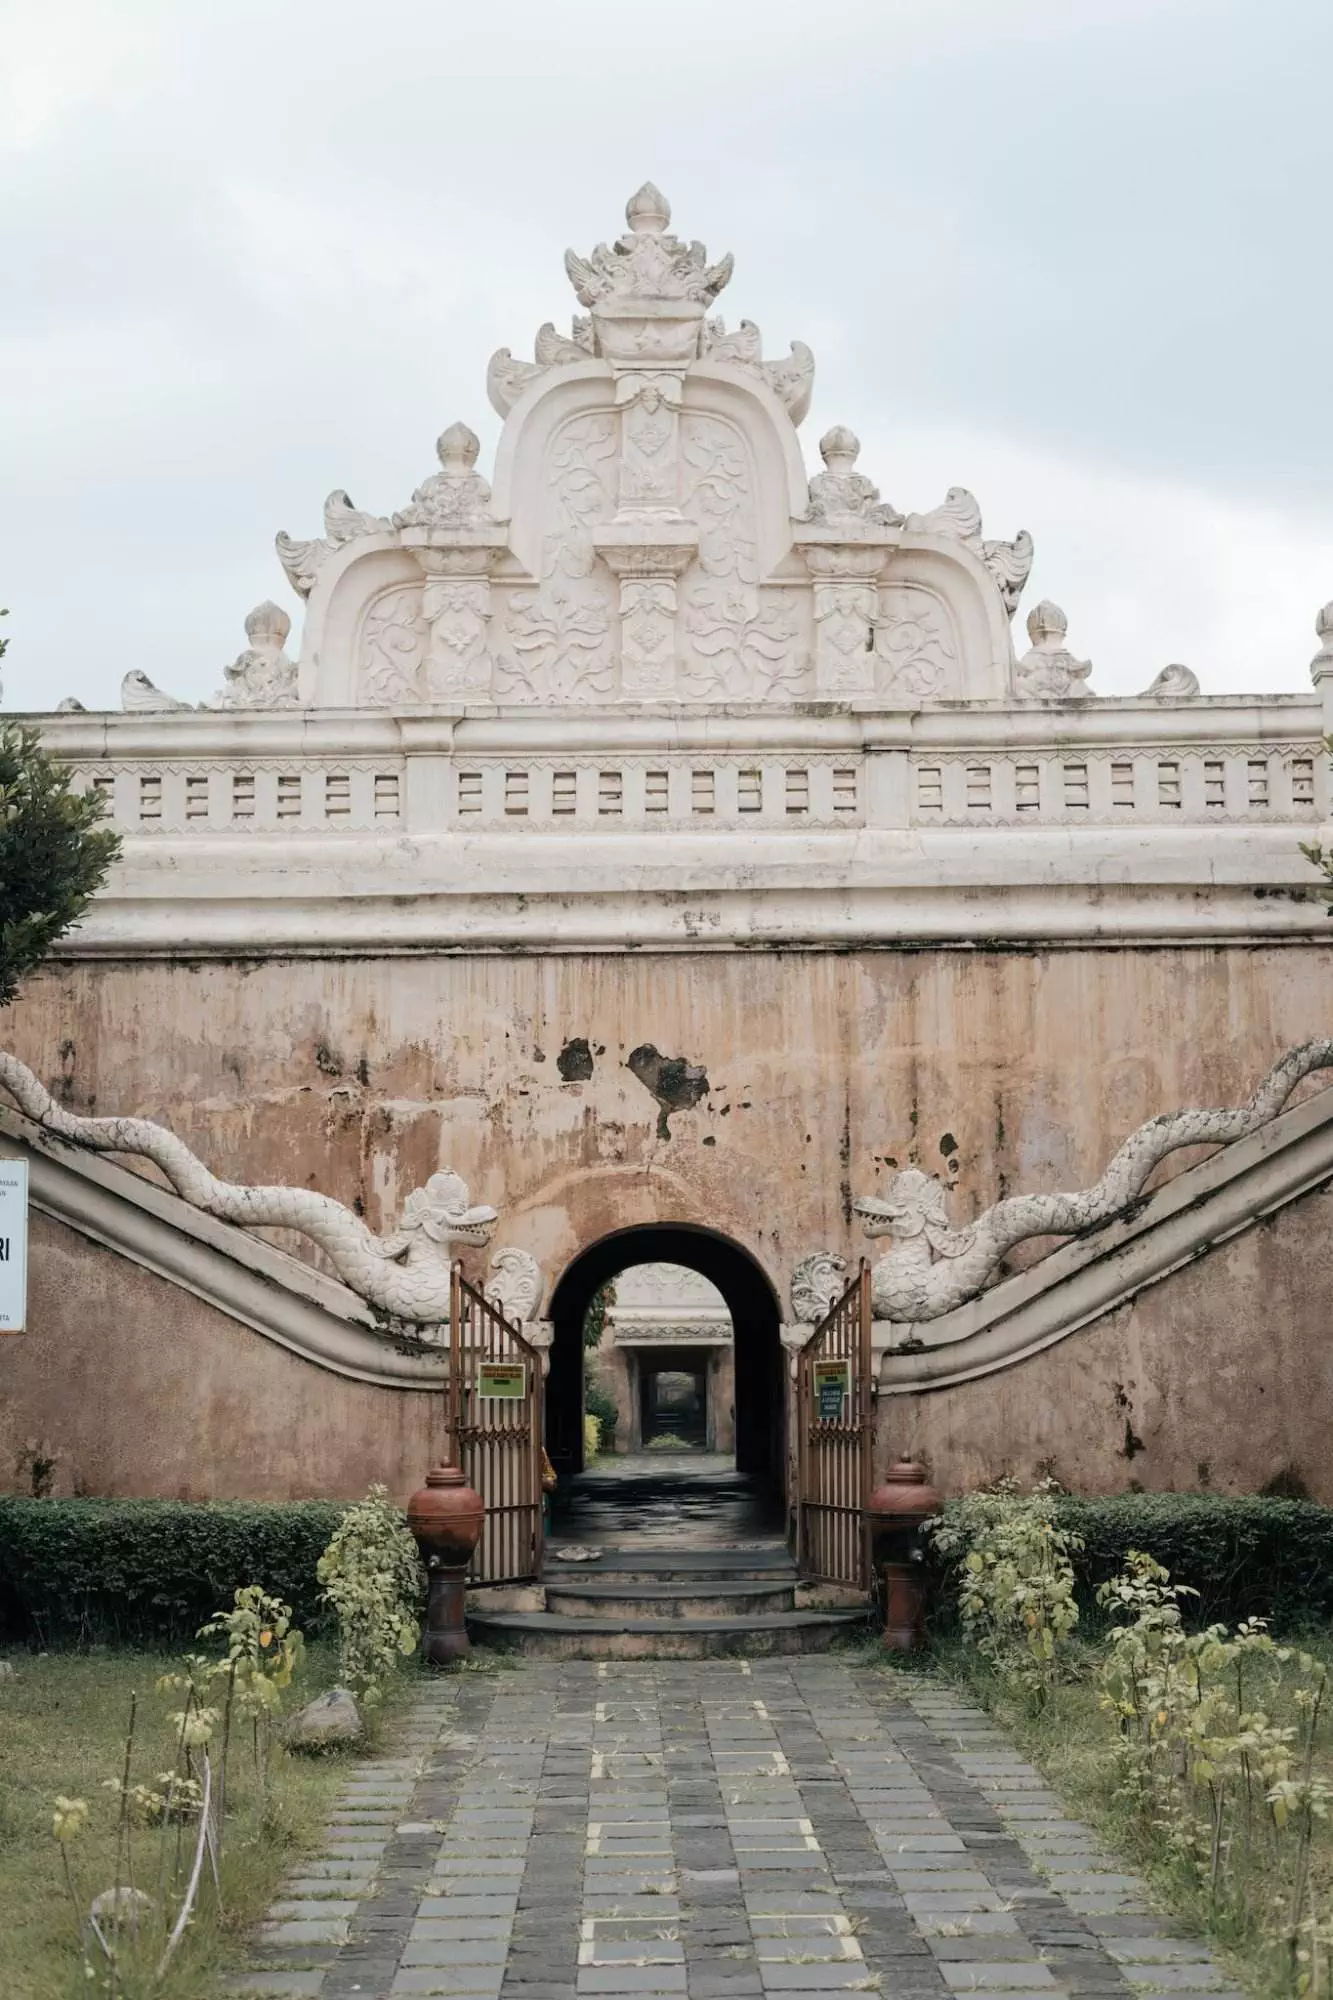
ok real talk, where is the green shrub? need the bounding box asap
[924,1493,1333,1636]
[316,1485,424,1705]
[0,1498,344,1648]
[584,1371,619,1446]
[928,1478,1082,1704]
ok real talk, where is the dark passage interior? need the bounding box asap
[546,1223,785,1499]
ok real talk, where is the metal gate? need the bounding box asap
[450,1264,544,1584]
[795,1261,873,1588]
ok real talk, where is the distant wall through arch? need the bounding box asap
[546,1224,784,1487]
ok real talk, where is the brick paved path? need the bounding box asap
[231,1660,1242,2000]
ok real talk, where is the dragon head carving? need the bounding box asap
[854,1169,955,1248]
[398,1170,497,1248]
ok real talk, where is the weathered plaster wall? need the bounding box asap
[0,1211,444,1501]
[4,941,1331,1500]
[886,1183,1333,1503]
[9,944,1332,1272]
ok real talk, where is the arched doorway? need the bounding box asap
[546,1224,785,1498]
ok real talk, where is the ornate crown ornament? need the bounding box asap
[563,182,734,310]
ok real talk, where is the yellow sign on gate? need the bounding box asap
[477,1361,527,1400]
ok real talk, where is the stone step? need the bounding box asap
[543,1543,795,1585]
[466,1606,869,1659]
[545,1577,798,1620]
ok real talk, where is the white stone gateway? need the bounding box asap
[18,182,1333,960]
[264,180,1021,712]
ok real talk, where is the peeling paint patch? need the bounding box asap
[626,1043,709,1139]
[1114,1381,1145,1459]
[557,1037,594,1082]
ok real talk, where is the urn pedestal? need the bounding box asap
[866,1458,941,1652]
[407,1462,486,1665]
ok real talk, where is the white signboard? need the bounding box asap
[0,1161,29,1332]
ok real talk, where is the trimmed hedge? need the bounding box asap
[924,1493,1333,1635]
[3,1490,1332,1651]
[0,1498,346,1647]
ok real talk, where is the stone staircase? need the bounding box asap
[466,1544,869,1658]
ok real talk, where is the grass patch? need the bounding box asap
[0,1642,413,2000]
[916,1630,1333,2000]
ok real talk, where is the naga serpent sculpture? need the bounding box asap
[852,1040,1333,1324]
[0,1050,497,1325]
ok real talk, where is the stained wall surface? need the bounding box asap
[0,1211,444,1502]
[887,1182,1333,1504]
[3,941,1331,1501]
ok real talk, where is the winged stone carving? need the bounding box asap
[486,348,548,417]
[704,318,763,366]
[1140,663,1201,698]
[980,529,1034,618]
[760,341,816,424]
[0,1050,498,1328]
[790,1252,849,1323]
[276,489,392,599]
[904,487,984,549]
[121,670,191,713]
[485,1246,544,1325]
[700,321,816,424]
[534,320,593,365]
[855,1041,1333,1324]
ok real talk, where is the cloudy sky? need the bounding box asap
[2,0,1329,710]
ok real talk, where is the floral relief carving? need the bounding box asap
[543,413,619,582]
[494,589,616,702]
[813,582,879,695]
[359,585,431,704]
[419,575,492,696]
[619,378,682,511]
[680,416,758,585]
[873,587,959,701]
[619,579,679,695]
[492,409,619,701]
[682,589,808,701]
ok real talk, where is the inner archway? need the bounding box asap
[546,1224,785,1508]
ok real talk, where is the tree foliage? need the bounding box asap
[582,1279,616,1350]
[0,707,121,1006]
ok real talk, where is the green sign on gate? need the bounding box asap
[477,1361,527,1400]
[813,1358,849,1422]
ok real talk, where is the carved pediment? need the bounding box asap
[248,185,1057,711]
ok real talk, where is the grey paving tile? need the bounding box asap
[236,1657,1231,2000]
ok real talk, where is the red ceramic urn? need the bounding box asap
[407,1462,486,1664]
[866,1457,941,1652]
